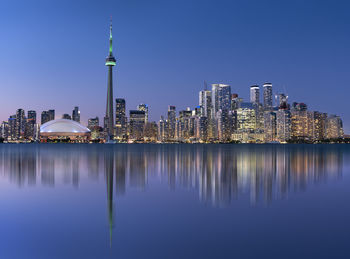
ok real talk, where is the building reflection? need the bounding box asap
[0,144,345,207]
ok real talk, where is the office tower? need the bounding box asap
[277,94,288,109]
[291,103,309,140]
[250,85,260,104]
[199,90,212,117]
[72,106,80,123]
[137,104,148,123]
[312,111,327,141]
[236,103,257,132]
[217,109,234,141]
[264,111,277,142]
[143,122,158,142]
[1,121,9,140]
[263,83,273,110]
[15,109,26,140]
[26,110,36,140]
[167,106,176,140]
[41,109,55,125]
[325,115,344,139]
[8,115,16,141]
[158,116,167,142]
[231,93,242,110]
[129,110,146,140]
[195,116,208,141]
[177,108,193,140]
[276,109,291,142]
[115,98,127,139]
[88,117,99,130]
[211,84,231,115]
[34,123,40,141]
[105,19,117,141]
[41,111,49,125]
[62,114,72,120]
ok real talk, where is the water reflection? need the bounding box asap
[0,144,344,206]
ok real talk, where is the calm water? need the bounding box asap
[1,144,350,258]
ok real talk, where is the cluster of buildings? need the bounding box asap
[0,21,345,144]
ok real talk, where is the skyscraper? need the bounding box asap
[105,19,116,141]
[26,110,36,140]
[41,110,55,125]
[263,83,273,110]
[129,110,146,140]
[115,98,127,139]
[250,85,260,104]
[72,106,80,123]
[15,109,25,140]
[167,106,176,140]
[211,84,231,116]
[137,104,149,123]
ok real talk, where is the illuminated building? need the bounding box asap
[25,110,36,140]
[276,110,291,142]
[291,103,309,140]
[40,119,91,142]
[237,103,257,131]
[167,106,176,140]
[325,115,344,139]
[137,104,149,123]
[195,116,208,142]
[263,83,273,110]
[8,115,16,141]
[217,109,234,141]
[104,19,116,142]
[88,117,99,129]
[250,85,260,104]
[41,110,55,125]
[143,122,158,142]
[212,84,231,115]
[312,111,327,141]
[72,106,80,123]
[129,110,145,141]
[115,98,127,140]
[264,111,276,142]
[1,121,9,140]
[15,109,26,140]
[158,116,167,142]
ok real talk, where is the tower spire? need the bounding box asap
[109,16,113,55]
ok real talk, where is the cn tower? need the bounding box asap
[105,19,116,141]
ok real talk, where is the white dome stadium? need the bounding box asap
[40,119,90,134]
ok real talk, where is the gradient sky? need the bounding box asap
[1,0,349,131]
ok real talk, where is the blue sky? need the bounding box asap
[0,0,349,131]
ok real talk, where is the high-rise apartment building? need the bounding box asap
[250,85,260,104]
[263,83,273,110]
[137,104,149,123]
[167,106,176,140]
[72,106,80,123]
[115,98,127,139]
[88,117,99,130]
[276,109,291,142]
[129,110,146,140]
[15,109,26,140]
[25,110,36,140]
[325,115,344,139]
[264,111,277,142]
[211,84,231,116]
[41,110,55,125]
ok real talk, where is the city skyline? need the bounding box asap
[1,0,350,131]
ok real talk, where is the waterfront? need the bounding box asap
[0,144,349,258]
